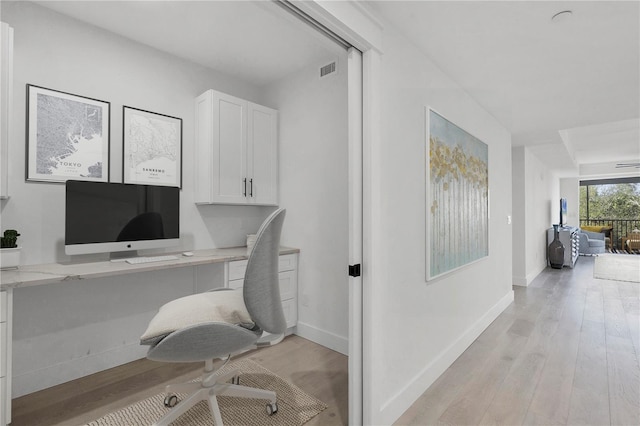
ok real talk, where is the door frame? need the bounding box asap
[347,46,363,426]
[285,1,383,423]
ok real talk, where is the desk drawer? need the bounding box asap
[282,299,297,329]
[0,291,6,323]
[279,270,296,300]
[278,254,297,272]
[228,260,248,281]
[229,270,295,295]
[228,279,244,290]
[229,254,297,282]
[0,376,5,425]
[0,322,5,377]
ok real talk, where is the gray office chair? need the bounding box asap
[140,209,287,426]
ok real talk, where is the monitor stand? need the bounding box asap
[109,250,139,262]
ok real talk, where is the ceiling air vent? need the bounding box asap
[320,61,337,78]
[615,162,640,169]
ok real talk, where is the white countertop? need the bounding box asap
[0,246,299,290]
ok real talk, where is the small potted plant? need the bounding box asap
[0,229,21,270]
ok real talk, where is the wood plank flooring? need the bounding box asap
[12,255,639,426]
[10,335,348,426]
[396,256,640,426]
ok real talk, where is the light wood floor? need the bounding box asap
[396,256,640,426]
[12,256,640,426]
[11,335,348,426]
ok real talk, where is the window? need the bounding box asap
[580,177,640,249]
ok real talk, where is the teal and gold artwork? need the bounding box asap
[427,109,489,280]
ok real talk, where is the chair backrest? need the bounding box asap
[243,208,287,334]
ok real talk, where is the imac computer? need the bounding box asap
[65,181,180,257]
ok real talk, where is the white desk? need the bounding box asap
[0,246,298,425]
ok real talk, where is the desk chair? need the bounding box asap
[140,209,287,426]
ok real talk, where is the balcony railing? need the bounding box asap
[579,219,640,250]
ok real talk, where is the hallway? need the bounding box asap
[397,256,640,425]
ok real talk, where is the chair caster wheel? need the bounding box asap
[266,402,278,415]
[231,375,240,385]
[164,394,178,408]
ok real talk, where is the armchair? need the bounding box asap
[622,229,640,252]
[140,208,287,425]
[578,229,606,256]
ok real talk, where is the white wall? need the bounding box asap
[512,146,559,286]
[369,23,514,424]
[1,1,273,266]
[560,177,580,227]
[264,58,350,354]
[0,2,276,396]
[512,147,527,285]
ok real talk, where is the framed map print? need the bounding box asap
[123,106,182,188]
[26,85,110,183]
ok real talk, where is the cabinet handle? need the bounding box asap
[243,178,247,197]
[249,179,253,197]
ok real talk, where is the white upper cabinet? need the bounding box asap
[195,89,278,206]
[0,22,13,200]
[247,103,278,205]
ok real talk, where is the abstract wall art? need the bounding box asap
[427,108,489,281]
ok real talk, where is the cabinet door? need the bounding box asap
[0,23,13,200]
[215,92,249,204]
[195,90,278,206]
[247,103,278,205]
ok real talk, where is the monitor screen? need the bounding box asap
[560,198,568,227]
[65,181,180,256]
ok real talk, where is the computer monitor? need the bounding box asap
[65,181,180,256]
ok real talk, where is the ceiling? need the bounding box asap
[32,0,640,178]
[369,0,640,177]
[31,0,345,87]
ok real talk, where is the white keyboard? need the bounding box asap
[125,255,179,265]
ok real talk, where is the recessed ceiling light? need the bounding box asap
[551,10,573,23]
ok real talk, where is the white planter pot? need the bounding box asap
[0,247,21,269]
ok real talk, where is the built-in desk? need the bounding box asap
[0,246,298,425]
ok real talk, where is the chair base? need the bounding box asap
[153,362,278,426]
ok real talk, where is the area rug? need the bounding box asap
[594,254,640,283]
[85,359,327,426]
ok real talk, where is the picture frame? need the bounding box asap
[426,107,489,281]
[26,84,110,183]
[123,106,182,188]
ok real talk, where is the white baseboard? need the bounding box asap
[295,321,348,355]
[513,262,547,287]
[379,290,515,425]
[512,274,529,287]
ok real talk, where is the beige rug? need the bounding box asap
[594,254,640,283]
[85,359,327,426]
